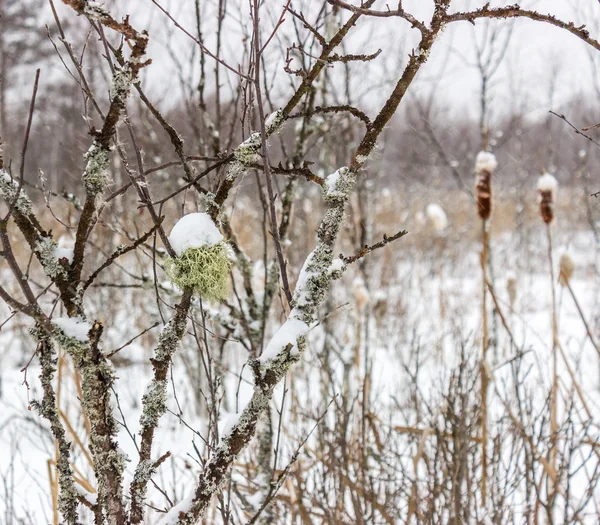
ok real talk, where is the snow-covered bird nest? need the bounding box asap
[165,213,231,303]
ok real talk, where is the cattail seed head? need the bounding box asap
[558,251,575,287]
[475,151,498,220]
[537,173,558,224]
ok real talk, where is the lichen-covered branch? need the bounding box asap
[129,290,193,524]
[63,0,150,292]
[0,169,78,313]
[30,333,81,525]
[54,322,127,524]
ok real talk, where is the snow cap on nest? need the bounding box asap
[168,212,224,256]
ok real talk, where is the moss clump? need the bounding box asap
[165,244,231,302]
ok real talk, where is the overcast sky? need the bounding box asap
[43,0,600,127]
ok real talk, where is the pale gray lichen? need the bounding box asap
[154,314,187,363]
[139,379,168,428]
[265,109,284,135]
[83,1,109,20]
[0,170,33,214]
[323,167,353,202]
[110,66,135,102]
[53,323,128,517]
[82,142,110,194]
[290,168,355,323]
[234,133,262,166]
[35,236,68,279]
[233,110,284,167]
[30,331,81,524]
[137,306,189,432]
[129,459,155,511]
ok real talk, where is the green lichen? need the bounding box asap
[83,142,110,194]
[323,167,353,202]
[234,133,261,165]
[165,243,231,302]
[0,171,32,213]
[30,332,81,524]
[35,236,67,279]
[139,379,167,428]
[110,66,134,102]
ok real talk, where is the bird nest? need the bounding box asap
[165,244,231,302]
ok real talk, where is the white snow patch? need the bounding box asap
[54,239,74,264]
[324,167,349,199]
[329,258,345,274]
[219,401,249,440]
[168,212,223,256]
[75,485,97,506]
[537,173,558,196]
[155,495,195,525]
[53,317,92,342]
[475,151,498,173]
[325,170,341,193]
[292,252,316,307]
[425,203,448,232]
[265,109,281,129]
[259,318,310,363]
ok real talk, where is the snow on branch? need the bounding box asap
[172,167,355,523]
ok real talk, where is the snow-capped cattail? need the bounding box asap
[558,251,575,287]
[425,203,448,233]
[537,173,558,224]
[474,151,498,220]
[506,271,517,308]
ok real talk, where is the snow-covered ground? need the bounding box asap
[1,198,599,524]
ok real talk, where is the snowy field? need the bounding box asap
[1,187,599,524]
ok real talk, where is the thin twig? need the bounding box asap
[340,229,408,264]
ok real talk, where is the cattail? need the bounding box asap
[474,151,498,220]
[537,173,558,224]
[425,203,448,233]
[558,251,575,287]
[506,271,517,308]
[475,150,497,505]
